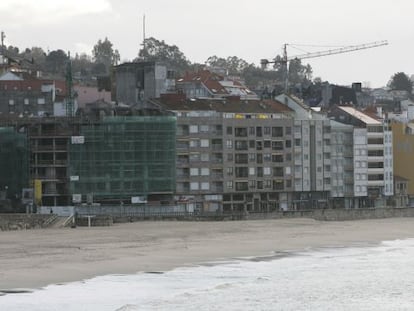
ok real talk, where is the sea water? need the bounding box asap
[2,239,414,311]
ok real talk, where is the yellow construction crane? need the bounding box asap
[261,40,388,92]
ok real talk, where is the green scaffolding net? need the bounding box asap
[0,127,29,199]
[69,116,176,202]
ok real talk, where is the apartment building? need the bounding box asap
[391,121,414,205]
[330,120,355,208]
[157,95,294,212]
[276,94,332,209]
[329,106,393,207]
[0,72,69,117]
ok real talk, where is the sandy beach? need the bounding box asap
[1,217,414,290]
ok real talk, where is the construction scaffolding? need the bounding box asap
[0,127,29,199]
[69,116,176,203]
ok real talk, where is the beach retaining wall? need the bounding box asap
[0,214,57,231]
[244,208,414,221]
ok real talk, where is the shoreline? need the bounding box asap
[1,217,414,290]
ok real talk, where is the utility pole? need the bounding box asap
[141,14,146,60]
[0,31,5,49]
[66,51,74,117]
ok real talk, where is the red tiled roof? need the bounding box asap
[0,79,67,95]
[177,70,228,95]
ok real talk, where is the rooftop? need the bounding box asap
[338,106,381,125]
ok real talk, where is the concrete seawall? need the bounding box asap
[2,208,414,230]
[245,208,414,221]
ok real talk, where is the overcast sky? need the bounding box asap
[1,0,413,87]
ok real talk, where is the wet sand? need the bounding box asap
[1,218,414,290]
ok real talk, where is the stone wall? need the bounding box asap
[0,214,56,231]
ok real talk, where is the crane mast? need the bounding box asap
[261,40,388,93]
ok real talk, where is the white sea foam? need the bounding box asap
[2,239,414,310]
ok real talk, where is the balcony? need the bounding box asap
[367,144,384,150]
[367,156,384,162]
[367,180,383,187]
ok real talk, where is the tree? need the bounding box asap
[137,37,190,74]
[92,37,120,73]
[72,53,94,77]
[205,55,250,75]
[45,49,68,75]
[388,72,413,94]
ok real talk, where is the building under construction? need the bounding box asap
[0,106,176,208]
[69,115,176,204]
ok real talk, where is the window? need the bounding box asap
[285,140,291,148]
[249,180,256,189]
[236,182,248,191]
[226,140,233,149]
[201,168,210,176]
[200,139,209,147]
[265,180,272,189]
[227,181,233,189]
[249,127,255,135]
[227,153,233,161]
[235,167,248,178]
[272,127,283,137]
[37,98,45,105]
[257,154,263,164]
[235,140,248,150]
[272,154,283,163]
[249,153,255,162]
[226,126,233,135]
[235,127,248,137]
[257,181,263,189]
[256,127,262,137]
[273,180,284,190]
[249,167,255,175]
[257,167,263,177]
[235,154,248,164]
[200,125,209,133]
[264,167,271,176]
[264,140,271,148]
[264,127,271,135]
[189,125,198,133]
[285,166,291,175]
[8,99,14,106]
[201,153,209,162]
[227,167,233,176]
[295,139,301,147]
[201,182,210,190]
[190,182,200,190]
[190,168,199,176]
[285,127,292,135]
[24,98,29,105]
[190,153,200,162]
[272,141,284,150]
[273,167,284,177]
[190,140,200,148]
[264,153,271,162]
